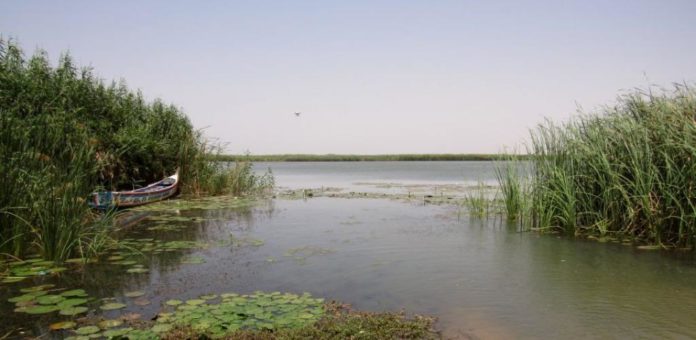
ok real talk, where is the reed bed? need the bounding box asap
[0,39,269,260]
[503,86,696,247]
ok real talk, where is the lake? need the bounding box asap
[2,161,696,339]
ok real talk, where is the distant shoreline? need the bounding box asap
[211,154,529,162]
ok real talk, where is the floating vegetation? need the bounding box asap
[165,299,183,306]
[1,261,69,284]
[156,291,324,337]
[134,298,151,306]
[100,302,127,311]
[284,246,336,264]
[226,234,265,248]
[135,196,256,212]
[98,319,124,329]
[125,291,146,298]
[59,306,89,316]
[180,256,206,265]
[75,325,100,335]
[49,321,77,330]
[61,289,88,297]
[9,284,92,316]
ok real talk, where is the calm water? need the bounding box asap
[254,161,502,194]
[3,162,696,339]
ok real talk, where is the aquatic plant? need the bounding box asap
[0,39,271,260]
[525,86,696,247]
[464,181,492,218]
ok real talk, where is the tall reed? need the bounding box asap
[525,86,696,247]
[0,38,264,260]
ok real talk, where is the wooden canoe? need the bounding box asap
[89,171,179,210]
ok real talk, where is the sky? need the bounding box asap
[2,1,696,154]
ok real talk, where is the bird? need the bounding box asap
[294,112,301,117]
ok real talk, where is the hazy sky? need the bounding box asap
[2,1,696,154]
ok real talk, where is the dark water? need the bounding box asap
[3,162,696,339]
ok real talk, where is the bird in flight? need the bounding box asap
[294,112,301,117]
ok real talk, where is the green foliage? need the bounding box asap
[526,86,696,247]
[202,161,275,197]
[0,39,268,259]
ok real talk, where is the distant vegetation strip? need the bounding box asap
[213,154,530,162]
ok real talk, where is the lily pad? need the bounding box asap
[59,306,89,316]
[49,321,77,330]
[133,297,151,306]
[98,319,124,329]
[199,294,218,300]
[8,294,38,303]
[24,305,60,314]
[61,289,88,297]
[100,302,127,311]
[186,299,205,306]
[165,299,182,306]
[102,328,133,337]
[75,325,100,335]
[151,323,173,333]
[37,294,65,305]
[124,291,146,298]
[20,284,55,293]
[58,298,88,308]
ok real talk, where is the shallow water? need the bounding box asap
[3,162,696,339]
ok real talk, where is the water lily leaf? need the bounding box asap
[61,289,88,297]
[8,294,37,303]
[98,319,124,329]
[75,325,100,335]
[186,299,205,306]
[24,305,60,314]
[58,298,88,308]
[165,299,182,306]
[49,321,77,330]
[20,284,55,293]
[37,295,65,305]
[124,291,145,298]
[107,255,124,261]
[181,256,205,264]
[102,328,133,337]
[100,302,127,311]
[151,323,172,333]
[134,298,151,306]
[59,306,88,316]
[199,294,218,300]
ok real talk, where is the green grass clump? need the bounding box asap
[525,86,696,247]
[464,182,492,218]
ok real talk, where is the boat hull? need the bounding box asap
[89,172,179,210]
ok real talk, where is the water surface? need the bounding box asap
[2,162,696,339]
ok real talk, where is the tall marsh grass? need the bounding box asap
[516,86,696,247]
[0,39,269,260]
